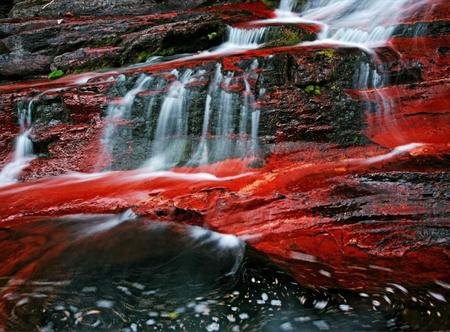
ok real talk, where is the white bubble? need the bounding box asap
[145,319,156,326]
[270,300,282,306]
[96,300,114,308]
[239,313,249,320]
[206,322,220,332]
[338,304,351,311]
[314,300,328,309]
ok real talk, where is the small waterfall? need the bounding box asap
[279,0,298,12]
[213,26,268,53]
[0,101,35,186]
[189,64,223,166]
[189,61,261,166]
[251,110,261,156]
[299,0,429,44]
[227,26,268,47]
[212,73,236,162]
[101,74,153,167]
[144,69,195,170]
[100,60,262,171]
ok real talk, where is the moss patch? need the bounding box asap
[48,69,64,80]
[208,32,218,40]
[304,85,321,96]
[265,27,314,48]
[135,47,176,62]
[317,49,335,61]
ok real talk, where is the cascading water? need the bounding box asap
[209,25,269,54]
[278,0,430,45]
[226,26,268,48]
[144,69,196,170]
[0,101,34,186]
[100,74,155,168]
[278,0,298,12]
[281,0,429,147]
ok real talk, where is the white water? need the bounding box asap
[227,26,267,47]
[188,60,261,167]
[101,74,153,166]
[143,61,262,170]
[0,101,35,186]
[272,0,427,45]
[188,64,224,166]
[279,0,298,12]
[144,69,196,170]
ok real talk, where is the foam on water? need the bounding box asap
[84,209,137,235]
[189,226,245,275]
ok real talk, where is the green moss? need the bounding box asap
[305,85,321,96]
[265,28,310,48]
[90,36,122,48]
[136,50,152,63]
[208,32,218,40]
[317,49,335,60]
[168,312,179,320]
[48,69,64,80]
[135,47,176,63]
[71,63,110,74]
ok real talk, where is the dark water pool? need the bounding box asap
[0,214,448,331]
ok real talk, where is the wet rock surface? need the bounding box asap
[8,0,246,18]
[0,3,273,80]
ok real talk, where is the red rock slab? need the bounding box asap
[349,78,450,149]
[388,36,450,82]
[0,142,448,289]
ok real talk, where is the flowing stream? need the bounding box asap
[0,100,34,185]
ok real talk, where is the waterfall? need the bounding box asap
[144,69,195,170]
[300,0,429,44]
[272,0,429,45]
[227,26,268,47]
[251,110,261,156]
[279,0,298,12]
[188,64,223,166]
[212,26,268,54]
[101,74,153,166]
[0,100,35,186]
[100,59,262,171]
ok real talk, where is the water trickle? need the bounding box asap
[0,100,35,186]
[101,74,153,168]
[188,64,224,166]
[212,26,268,53]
